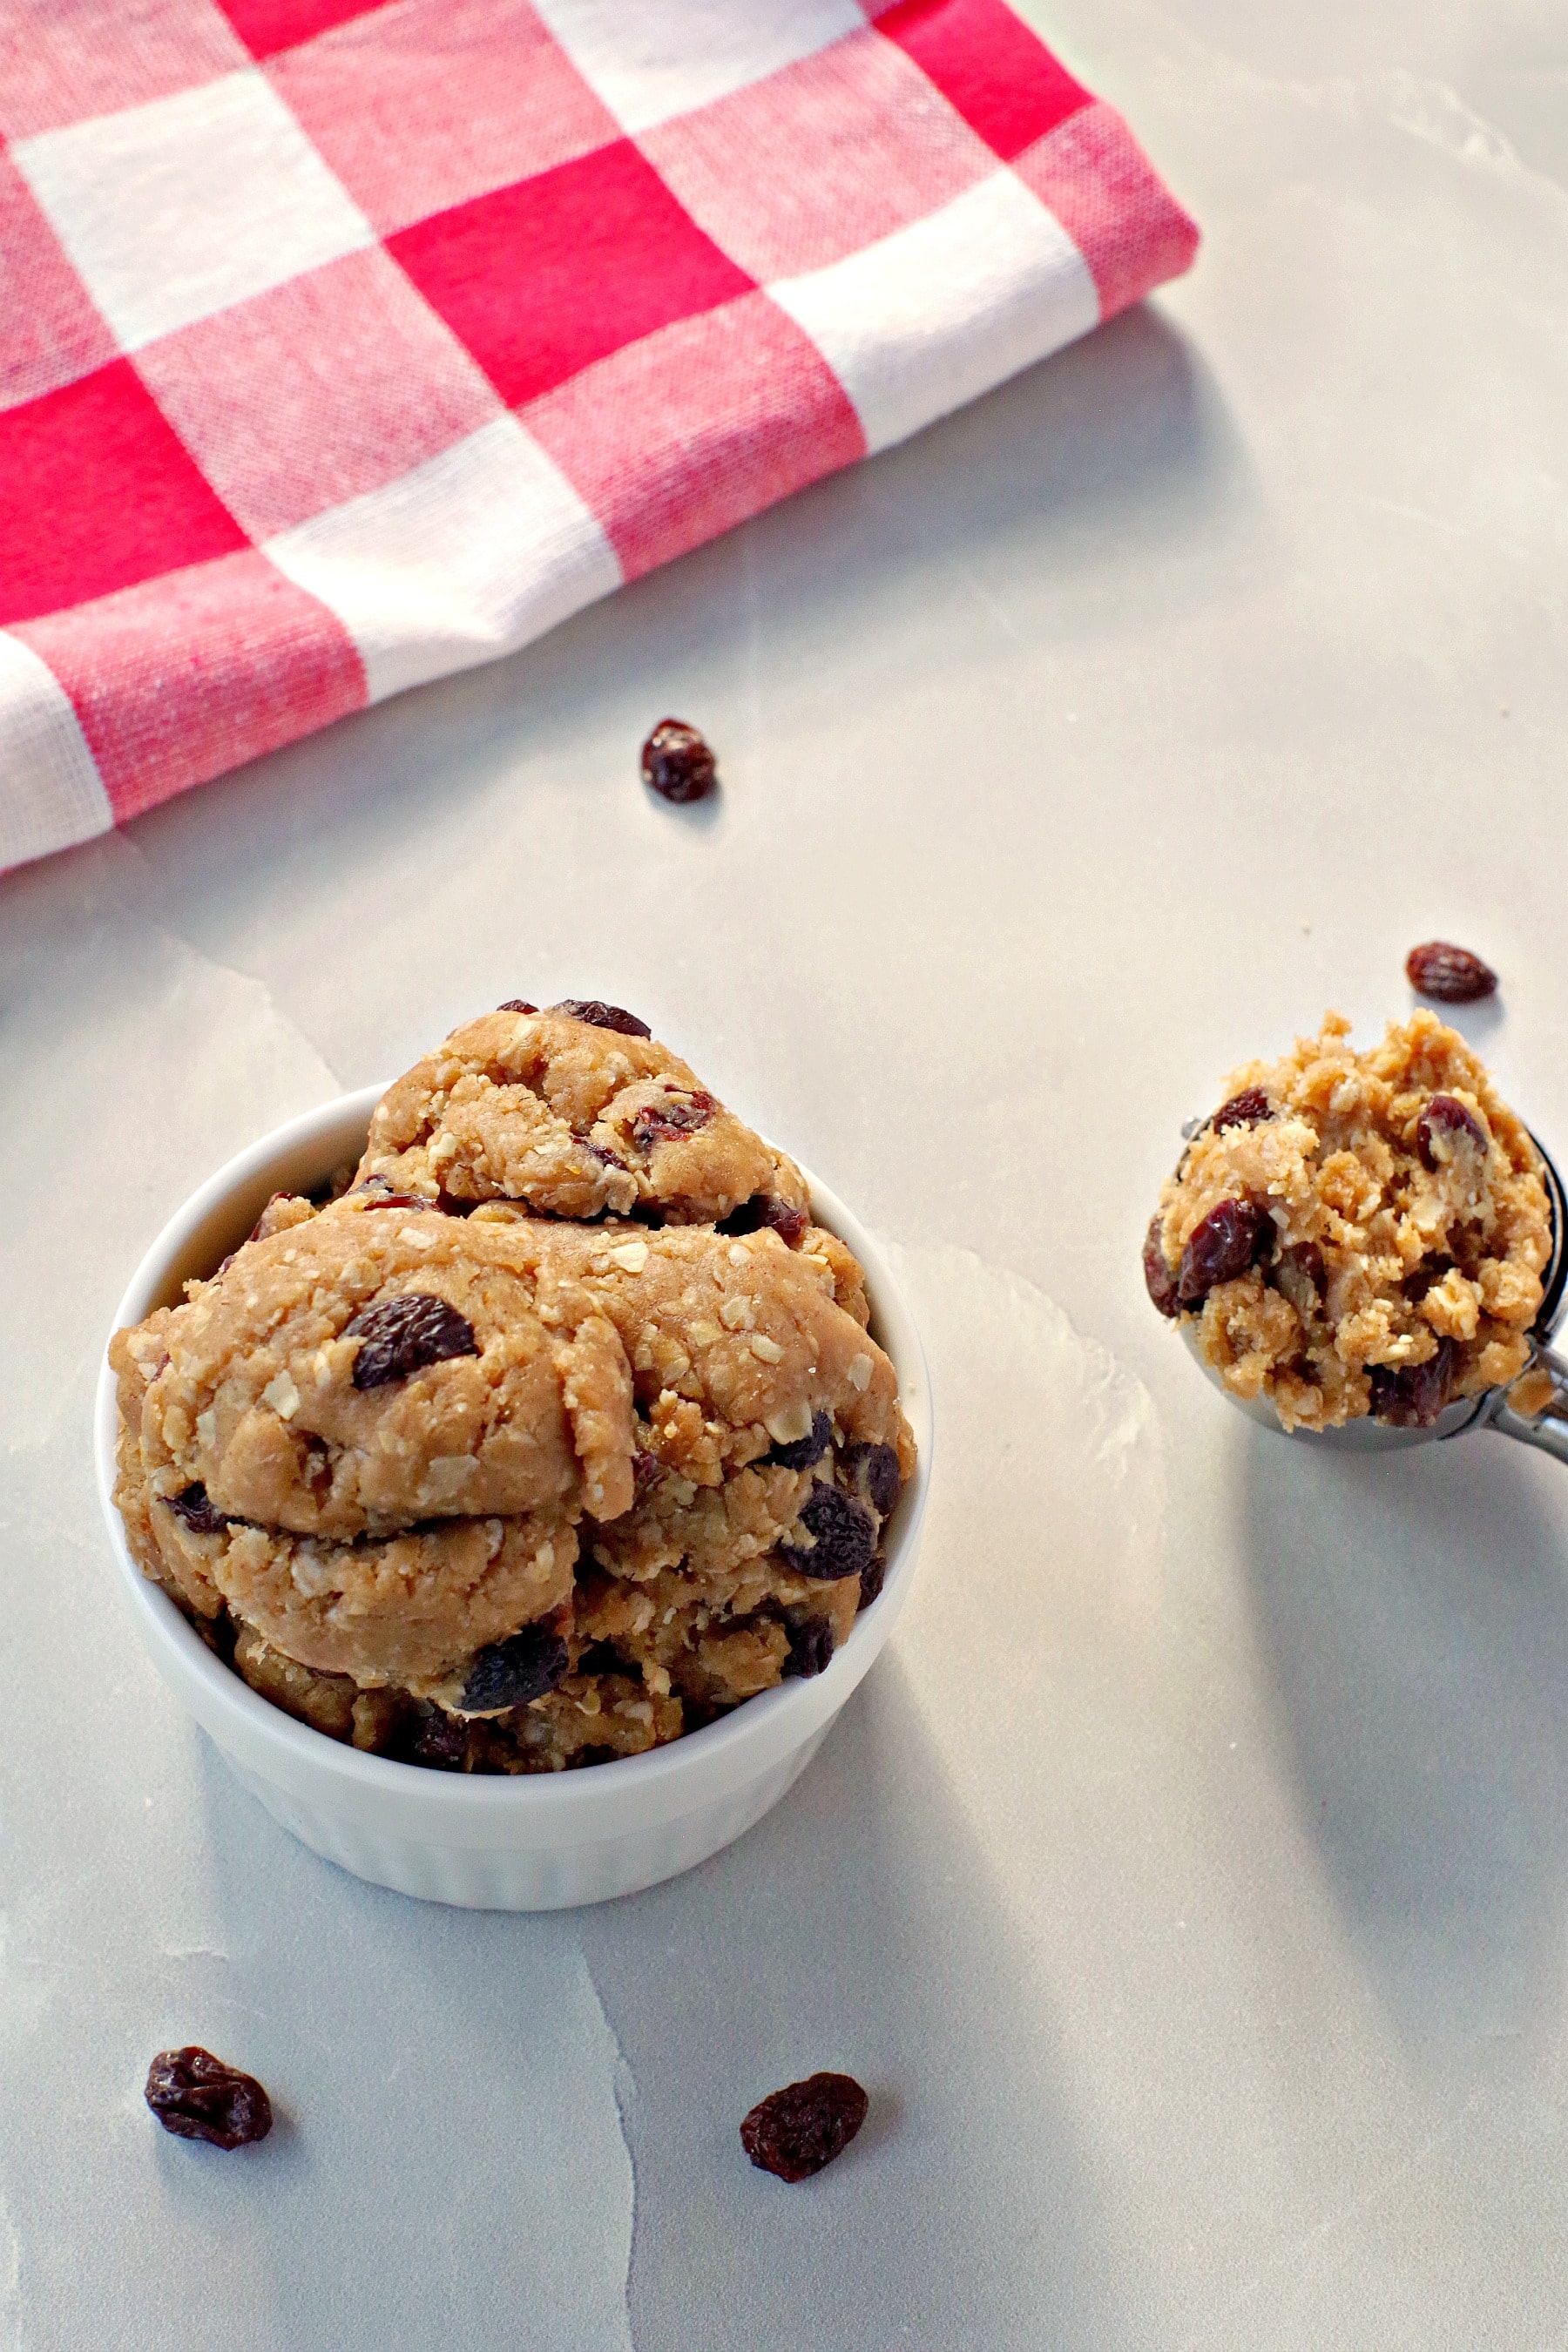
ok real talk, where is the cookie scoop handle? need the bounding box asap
[1484,1342,1568,1465]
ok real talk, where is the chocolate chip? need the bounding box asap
[1405,942,1497,1003]
[345,1293,478,1389]
[165,1483,228,1537]
[497,999,537,1013]
[843,1441,901,1517]
[145,2047,273,2149]
[740,2072,868,2182]
[783,1618,835,1679]
[717,1196,809,1247]
[1143,1215,1181,1318]
[550,1000,652,1038]
[769,1410,832,1472]
[1369,1339,1456,1428]
[858,1554,887,1610]
[1213,1086,1271,1132]
[1177,1197,1269,1304]
[778,1484,875,1582]
[631,1092,716,1151]
[461,1623,570,1712]
[641,718,717,805]
[1416,1093,1488,1172]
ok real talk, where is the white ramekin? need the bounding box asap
[94,1085,931,1910]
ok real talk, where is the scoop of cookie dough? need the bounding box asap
[1144,1010,1552,1431]
[356,1004,809,1229]
[110,1190,914,1724]
[121,1199,638,1540]
[180,1510,576,1698]
[111,1003,916,1766]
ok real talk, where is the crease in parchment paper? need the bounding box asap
[564,1948,638,2352]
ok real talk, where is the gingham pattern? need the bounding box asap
[0,0,1198,871]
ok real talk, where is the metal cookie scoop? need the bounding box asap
[1181,1134,1568,1460]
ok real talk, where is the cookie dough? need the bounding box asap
[118,1201,634,1543]
[1144,1010,1552,1431]
[111,1037,916,1767]
[358,1004,809,1230]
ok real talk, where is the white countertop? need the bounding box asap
[4,1,1567,2342]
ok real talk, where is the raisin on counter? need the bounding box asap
[145,2046,273,2149]
[641,719,717,804]
[1405,942,1497,1004]
[740,2072,868,2182]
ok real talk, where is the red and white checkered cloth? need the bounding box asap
[0,0,1197,872]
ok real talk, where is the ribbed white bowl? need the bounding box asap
[94,1086,931,1909]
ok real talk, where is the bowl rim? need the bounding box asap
[94,1083,932,1821]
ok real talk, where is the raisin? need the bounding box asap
[740,2072,868,2182]
[406,1708,472,1770]
[1143,1215,1180,1318]
[1213,1086,1270,1132]
[641,718,717,805]
[717,1195,809,1247]
[632,1445,659,1501]
[1178,1197,1269,1304]
[842,1441,901,1517]
[631,1092,716,1151]
[770,1410,832,1472]
[550,999,652,1038]
[497,999,537,1013]
[777,1484,875,1582]
[1416,1093,1488,1172]
[1369,1339,1456,1428]
[145,2047,273,2149]
[462,1623,570,1712]
[166,1483,228,1537]
[1405,942,1497,1004]
[858,1554,887,1610]
[783,1618,835,1679]
[345,1293,478,1389]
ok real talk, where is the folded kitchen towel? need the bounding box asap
[0,0,1198,872]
